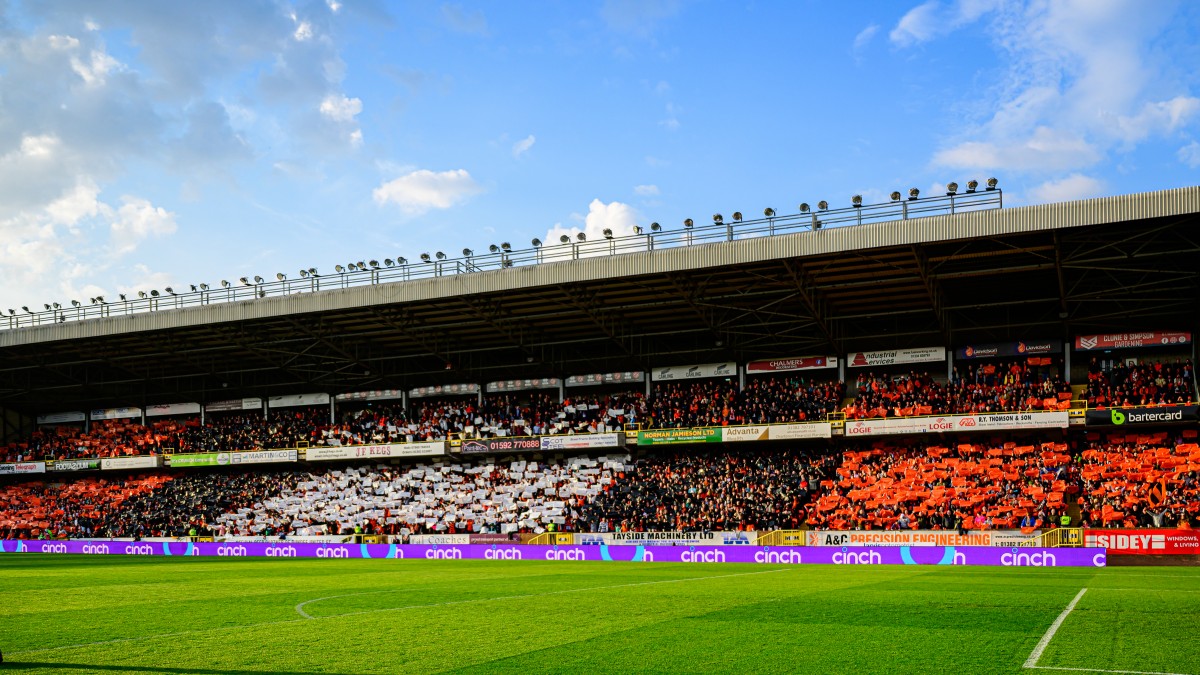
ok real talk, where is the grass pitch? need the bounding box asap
[1,556,1198,674]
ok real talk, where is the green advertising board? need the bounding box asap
[636,427,723,445]
[167,453,224,468]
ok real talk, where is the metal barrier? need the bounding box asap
[755,530,807,547]
[1019,528,1083,548]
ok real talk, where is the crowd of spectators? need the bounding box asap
[0,474,174,539]
[1077,431,1199,528]
[807,441,1078,531]
[646,377,843,429]
[946,362,1072,414]
[843,372,948,419]
[1084,358,1195,408]
[579,448,836,532]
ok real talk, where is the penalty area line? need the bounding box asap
[1024,587,1087,670]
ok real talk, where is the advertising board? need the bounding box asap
[0,540,1107,567]
[636,428,723,445]
[956,341,1062,359]
[843,411,1068,437]
[49,459,100,472]
[651,362,736,381]
[459,437,542,454]
[746,356,837,373]
[805,530,1036,547]
[1074,332,1191,350]
[539,434,622,450]
[1084,529,1200,555]
[101,456,160,471]
[1084,406,1197,426]
[0,462,46,475]
[305,442,446,461]
[847,347,945,368]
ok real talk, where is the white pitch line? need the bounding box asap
[10,567,792,656]
[1024,587,1088,670]
[1027,666,1192,675]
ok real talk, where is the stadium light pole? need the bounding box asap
[764,208,776,236]
[683,218,693,246]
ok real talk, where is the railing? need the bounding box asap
[1,190,1003,331]
[755,530,808,546]
[1019,527,1083,548]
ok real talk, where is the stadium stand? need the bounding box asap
[0,474,175,539]
[1083,359,1195,407]
[1077,430,1200,528]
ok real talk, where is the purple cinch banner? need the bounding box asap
[0,540,1107,567]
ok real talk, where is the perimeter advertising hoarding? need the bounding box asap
[564,372,645,387]
[0,462,46,475]
[1084,529,1200,555]
[459,437,541,454]
[745,356,837,373]
[636,428,723,445]
[843,411,1068,437]
[166,450,297,467]
[90,407,141,421]
[651,362,736,381]
[335,389,405,402]
[1074,332,1191,350]
[101,456,160,471]
[955,341,1062,360]
[204,398,263,412]
[305,442,446,461]
[1084,406,1198,426]
[36,411,85,425]
[847,347,945,368]
[576,531,758,546]
[721,424,833,442]
[409,383,479,398]
[806,530,1037,547]
[49,459,100,472]
[268,393,330,408]
[0,540,1107,567]
[486,378,561,393]
[539,434,622,451]
[144,402,201,417]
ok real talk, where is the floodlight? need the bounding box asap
[118,295,126,301]
[575,232,586,241]
[136,293,146,300]
[384,259,394,267]
[603,228,613,239]
[7,309,14,315]
[395,258,406,266]
[712,214,723,224]
[435,252,446,260]
[531,238,542,247]
[966,180,979,193]
[71,300,80,307]
[463,248,473,257]
[369,260,380,269]
[560,235,570,244]
[817,201,828,210]
[221,280,231,288]
[799,203,810,213]
[986,177,998,190]
[908,188,919,200]
[683,218,693,228]
[501,242,511,252]
[633,225,643,235]
[732,212,742,222]
[489,244,500,253]
[165,287,175,295]
[308,268,318,275]
[764,208,775,217]
[890,191,901,201]
[190,284,198,292]
[52,303,60,309]
[946,182,958,195]
[851,195,862,207]
[23,306,32,313]
[239,277,250,285]
[299,270,308,278]
[356,261,366,270]
[199,283,209,291]
[420,253,431,262]
[253,276,264,284]
[276,273,285,281]
[651,222,662,232]
[150,290,159,297]
[336,265,346,273]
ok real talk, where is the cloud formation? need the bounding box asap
[512,135,536,158]
[373,169,483,214]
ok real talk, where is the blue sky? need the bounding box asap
[1,0,1198,311]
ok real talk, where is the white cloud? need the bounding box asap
[511,134,536,158]
[373,169,482,214]
[890,0,998,47]
[319,94,362,123]
[933,126,1102,171]
[326,0,342,13]
[1179,141,1200,169]
[1113,96,1200,144]
[110,196,178,254]
[293,20,314,41]
[349,129,363,148]
[634,184,659,196]
[660,102,681,131]
[543,199,642,254]
[853,24,879,50]
[70,49,121,86]
[1029,174,1106,204]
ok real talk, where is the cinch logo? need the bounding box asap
[1111,410,1125,425]
[755,549,802,564]
[545,548,585,561]
[82,543,111,554]
[958,418,977,427]
[832,550,881,565]
[317,547,348,558]
[484,547,523,560]
[1093,553,1107,567]
[681,549,725,563]
[40,543,68,554]
[217,545,248,557]
[266,546,298,557]
[425,548,462,559]
[123,544,153,555]
[1001,551,1057,567]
